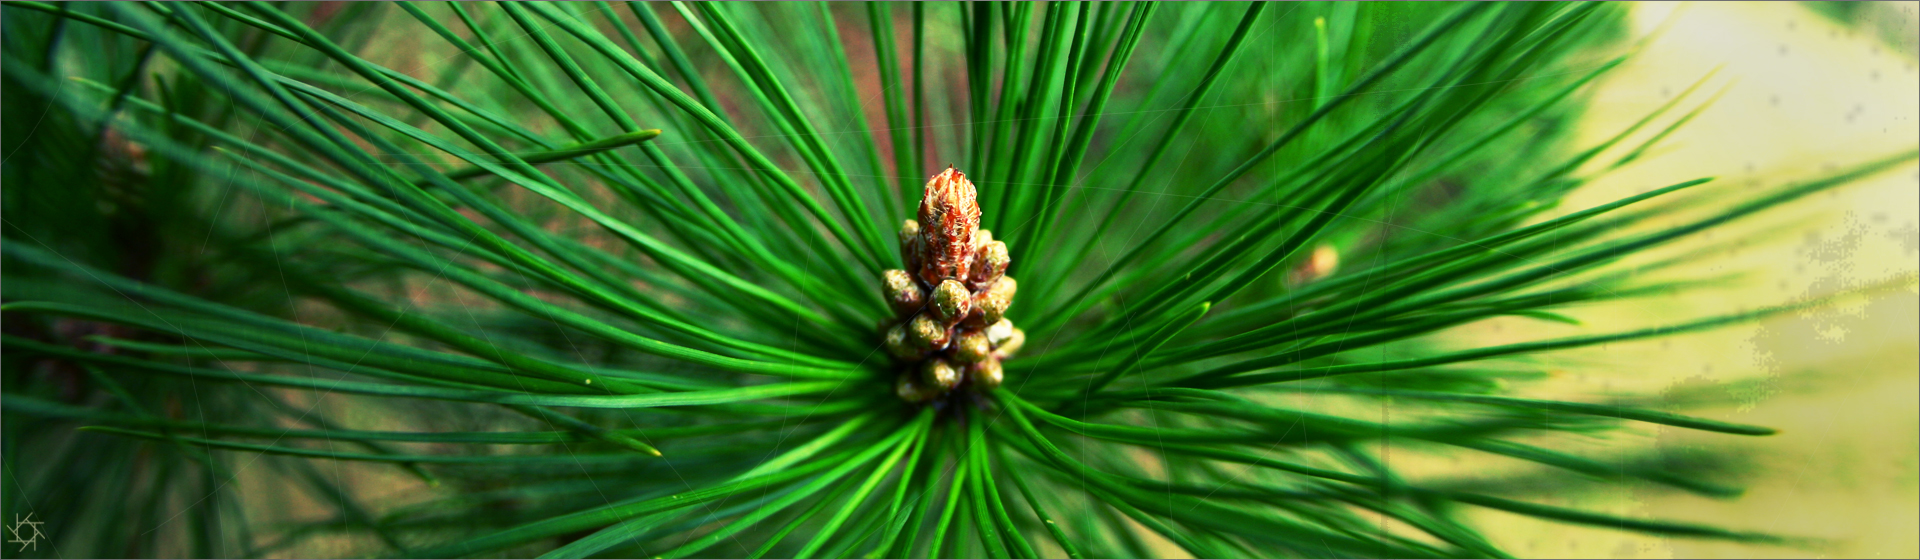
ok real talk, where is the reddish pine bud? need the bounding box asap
[883,269,925,316]
[883,167,1023,403]
[915,166,979,286]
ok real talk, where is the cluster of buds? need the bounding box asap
[883,166,1025,403]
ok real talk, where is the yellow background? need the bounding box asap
[1463,2,1917,557]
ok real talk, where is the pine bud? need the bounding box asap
[883,269,925,316]
[895,372,941,403]
[921,357,961,390]
[907,314,950,350]
[931,279,972,322]
[987,319,1014,344]
[952,329,991,363]
[898,220,922,272]
[996,326,1026,358]
[970,355,1004,391]
[970,241,1009,289]
[973,276,1017,326]
[882,166,1026,404]
[916,166,979,285]
[885,323,921,360]
[986,319,1025,357]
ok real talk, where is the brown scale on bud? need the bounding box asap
[916,166,979,286]
[883,269,924,316]
[879,166,1023,404]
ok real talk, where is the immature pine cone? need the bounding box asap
[916,167,979,287]
[883,166,1025,403]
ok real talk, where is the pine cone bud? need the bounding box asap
[952,329,991,363]
[970,356,1004,391]
[896,372,941,403]
[970,241,1010,289]
[931,279,972,323]
[898,220,922,271]
[986,319,1025,357]
[885,323,922,360]
[883,269,924,316]
[973,276,1016,326]
[996,326,1026,358]
[921,357,961,390]
[883,167,1024,403]
[907,314,950,350]
[916,166,979,286]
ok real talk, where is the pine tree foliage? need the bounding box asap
[2,2,1914,558]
